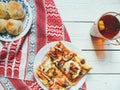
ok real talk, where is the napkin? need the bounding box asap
[0,0,86,89]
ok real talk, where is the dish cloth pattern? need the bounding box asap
[0,0,86,89]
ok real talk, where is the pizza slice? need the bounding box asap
[46,41,92,85]
[46,41,76,63]
[35,57,72,90]
[36,67,53,88]
[60,56,92,85]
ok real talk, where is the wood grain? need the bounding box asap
[54,0,120,89]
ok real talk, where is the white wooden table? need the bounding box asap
[54,0,120,90]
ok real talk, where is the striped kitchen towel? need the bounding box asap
[0,0,86,89]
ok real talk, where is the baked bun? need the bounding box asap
[0,2,9,19]
[8,1,25,19]
[0,19,7,33]
[6,19,23,35]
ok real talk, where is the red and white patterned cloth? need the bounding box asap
[0,0,86,89]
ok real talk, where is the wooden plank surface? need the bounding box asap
[54,0,120,21]
[0,0,120,90]
[87,75,120,90]
[64,22,120,73]
[54,0,120,89]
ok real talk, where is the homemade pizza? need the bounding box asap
[35,41,92,90]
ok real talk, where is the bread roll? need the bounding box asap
[0,19,6,33]
[0,2,9,19]
[6,19,23,35]
[8,1,25,19]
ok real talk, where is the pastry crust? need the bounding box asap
[8,1,25,19]
[36,58,71,90]
[0,19,7,33]
[6,19,23,35]
[36,68,68,90]
[36,41,92,89]
[36,68,53,88]
[0,1,25,35]
[0,2,9,19]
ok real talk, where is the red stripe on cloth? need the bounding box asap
[8,42,18,61]
[0,61,5,76]
[6,62,13,77]
[0,82,6,90]
[45,0,55,6]
[0,44,8,76]
[24,34,30,80]
[0,43,9,77]
[9,78,29,90]
[13,37,26,78]
[0,0,86,90]
[35,0,46,52]
[6,37,26,78]
[45,0,65,43]
[6,41,19,77]
[0,43,9,60]
[82,82,87,90]
[64,27,71,42]
[24,80,43,90]
[13,51,21,78]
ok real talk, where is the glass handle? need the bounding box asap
[115,13,120,16]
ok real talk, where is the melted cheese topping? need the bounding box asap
[63,60,81,79]
[41,58,52,72]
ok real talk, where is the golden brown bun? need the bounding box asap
[0,19,7,33]
[8,1,25,19]
[6,19,23,35]
[0,2,9,19]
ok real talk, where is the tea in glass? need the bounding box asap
[90,12,120,40]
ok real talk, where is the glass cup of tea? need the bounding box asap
[90,12,120,40]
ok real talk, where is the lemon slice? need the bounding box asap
[98,20,105,31]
